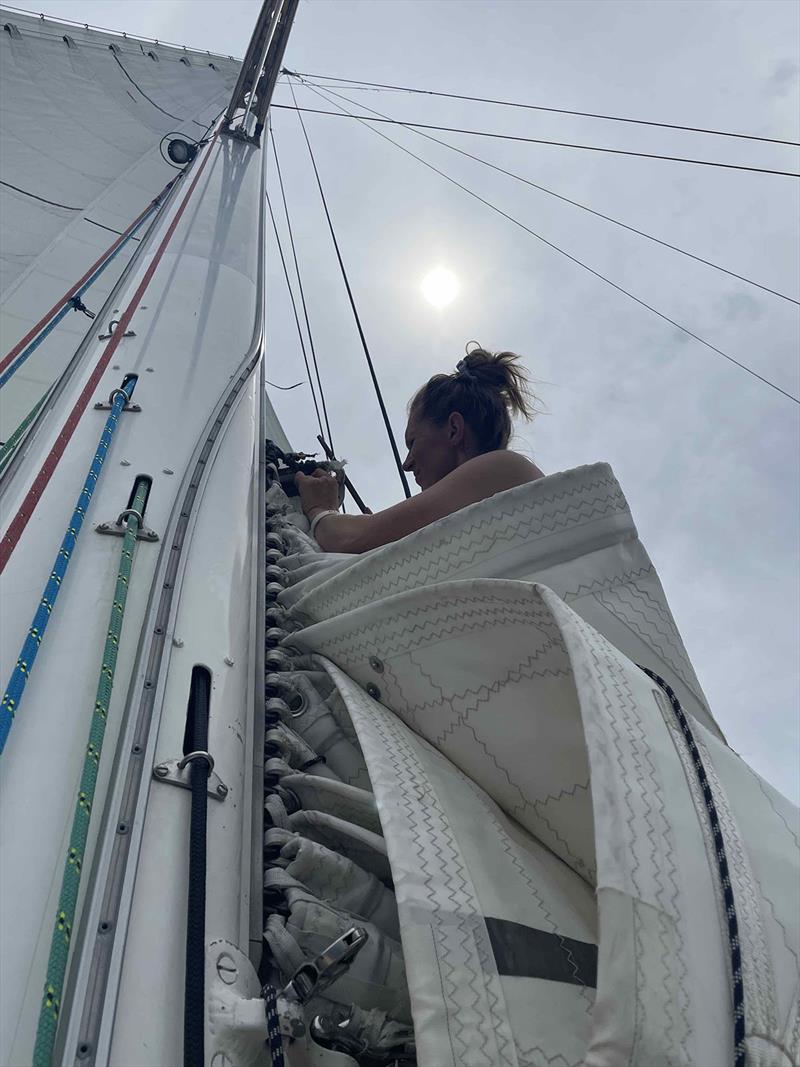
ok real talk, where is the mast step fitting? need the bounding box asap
[153,755,228,801]
[95,517,158,542]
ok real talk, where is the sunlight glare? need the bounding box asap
[421,266,459,308]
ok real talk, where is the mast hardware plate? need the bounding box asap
[152,757,229,801]
[93,400,141,412]
[95,516,159,542]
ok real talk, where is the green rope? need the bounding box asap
[0,388,50,474]
[32,480,149,1067]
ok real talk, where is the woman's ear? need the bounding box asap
[448,411,466,445]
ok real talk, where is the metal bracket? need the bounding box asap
[93,400,141,412]
[153,758,229,800]
[98,318,136,340]
[95,518,159,542]
[222,125,259,147]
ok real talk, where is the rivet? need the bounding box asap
[145,367,154,373]
[224,656,234,666]
[173,637,184,648]
[366,682,381,700]
[369,656,384,674]
[163,468,174,475]
[120,459,130,467]
[112,364,120,370]
[216,782,228,798]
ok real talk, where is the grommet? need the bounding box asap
[368,656,384,674]
[365,682,381,700]
[287,690,306,717]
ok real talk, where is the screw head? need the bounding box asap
[163,468,174,475]
[216,783,228,798]
[120,460,130,467]
[224,656,234,666]
[172,637,184,648]
[154,763,169,778]
[369,656,384,673]
[366,682,381,700]
[145,367,154,373]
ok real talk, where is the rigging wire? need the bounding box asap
[286,80,412,497]
[266,193,326,438]
[288,81,797,406]
[306,81,798,307]
[282,70,800,149]
[270,104,800,179]
[270,124,336,452]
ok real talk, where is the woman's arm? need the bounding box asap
[297,451,542,553]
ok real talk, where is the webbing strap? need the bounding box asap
[0,374,137,755]
[32,478,149,1067]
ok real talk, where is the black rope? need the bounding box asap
[0,178,83,211]
[111,49,186,122]
[641,668,746,1067]
[262,983,285,1066]
[283,70,800,149]
[308,82,798,308]
[270,104,800,180]
[294,82,797,406]
[183,671,211,1067]
[269,125,335,452]
[287,81,411,498]
[267,194,326,438]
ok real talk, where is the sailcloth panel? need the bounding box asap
[291,586,797,1066]
[280,462,720,739]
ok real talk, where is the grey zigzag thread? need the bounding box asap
[575,617,690,1061]
[308,470,629,617]
[341,670,518,1066]
[694,732,778,1035]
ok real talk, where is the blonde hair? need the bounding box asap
[410,346,535,451]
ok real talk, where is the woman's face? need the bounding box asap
[402,410,461,491]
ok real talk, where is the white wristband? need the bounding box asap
[309,509,339,540]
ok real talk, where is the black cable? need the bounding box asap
[287,80,412,497]
[270,125,336,452]
[308,81,798,307]
[111,49,186,122]
[183,669,211,1067]
[1,178,82,211]
[293,83,797,406]
[82,217,142,241]
[271,104,800,179]
[266,193,326,438]
[283,70,800,149]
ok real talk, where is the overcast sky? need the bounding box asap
[19,0,800,803]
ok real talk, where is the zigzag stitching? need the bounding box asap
[309,474,629,616]
[561,565,654,602]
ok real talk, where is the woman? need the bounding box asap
[296,347,544,553]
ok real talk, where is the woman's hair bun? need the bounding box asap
[410,344,536,452]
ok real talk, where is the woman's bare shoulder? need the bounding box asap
[468,449,544,482]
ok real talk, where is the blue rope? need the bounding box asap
[0,375,137,755]
[0,207,156,391]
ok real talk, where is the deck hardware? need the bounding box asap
[283,927,368,1004]
[369,656,384,674]
[173,636,184,648]
[224,656,235,667]
[365,682,381,700]
[96,516,158,542]
[94,384,140,412]
[152,753,228,801]
[98,318,136,340]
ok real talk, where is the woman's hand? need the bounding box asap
[295,468,340,517]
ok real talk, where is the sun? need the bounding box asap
[421,266,459,309]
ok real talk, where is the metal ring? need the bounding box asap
[108,387,129,407]
[177,749,214,775]
[116,508,143,527]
